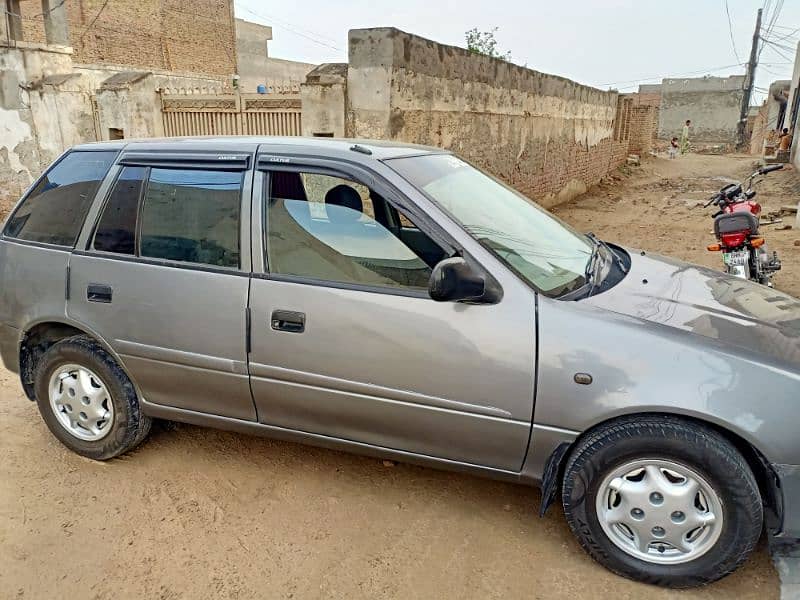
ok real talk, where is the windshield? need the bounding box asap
[386,154,594,296]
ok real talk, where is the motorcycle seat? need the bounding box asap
[714,212,759,237]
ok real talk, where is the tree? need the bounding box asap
[465,27,512,61]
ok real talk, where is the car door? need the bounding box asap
[67,150,257,420]
[248,156,538,471]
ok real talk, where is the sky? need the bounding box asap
[234,0,800,105]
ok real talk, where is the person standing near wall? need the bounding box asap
[777,128,793,163]
[668,137,679,159]
[680,119,691,155]
[778,128,792,151]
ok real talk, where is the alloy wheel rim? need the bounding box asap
[48,364,114,442]
[595,458,723,565]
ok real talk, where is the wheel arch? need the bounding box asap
[18,318,132,401]
[539,411,778,524]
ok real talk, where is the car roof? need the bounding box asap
[72,136,448,161]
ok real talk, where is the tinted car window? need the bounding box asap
[266,172,435,289]
[4,151,116,246]
[139,168,242,268]
[93,166,146,255]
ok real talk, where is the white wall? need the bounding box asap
[0,42,82,203]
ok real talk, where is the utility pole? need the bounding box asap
[737,8,762,150]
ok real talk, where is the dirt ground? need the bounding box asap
[553,153,800,298]
[0,154,794,599]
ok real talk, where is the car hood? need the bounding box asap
[585,249,800,369]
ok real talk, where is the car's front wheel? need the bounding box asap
[34,335,152,460]
[562,415,763,588]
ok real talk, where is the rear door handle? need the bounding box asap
[87,284,113,303]
[271,310,305,333]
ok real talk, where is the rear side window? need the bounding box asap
[93,166,146,254]
[92,167,242,268]
[139,168,242,268]
[4,151,116,246]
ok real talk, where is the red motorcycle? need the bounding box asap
[705,164,783,286]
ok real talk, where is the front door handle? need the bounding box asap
[87,284,113,303]
[271,310,305,333]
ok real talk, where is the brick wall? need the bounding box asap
[19,2,47,44]
[621,92,660,156]
[15,0,236,77]
[345,28,628,208]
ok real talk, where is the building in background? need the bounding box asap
[787,41,800,171]
[657,75,746,149]
[745,105,760,145]
[302,27,655,208]
[749,102,769,155]
[0,0,237,205]
[611,77,750,154]
[3,0,237,76]
[765,80,791,133]
[620,85,662,155]
[0,11,714,215]
[235,18,316,93]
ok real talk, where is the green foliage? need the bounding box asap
[465,27,512,61]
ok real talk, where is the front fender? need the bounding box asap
[532,297,800,466]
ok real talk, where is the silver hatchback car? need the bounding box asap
[1,137,799,588]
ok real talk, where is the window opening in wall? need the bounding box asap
[5,0,24,41]
[108,128,125,140]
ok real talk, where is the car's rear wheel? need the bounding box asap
[34,335,151,460]
[562,415,763,588]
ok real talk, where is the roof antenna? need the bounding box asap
[349,144,372,155]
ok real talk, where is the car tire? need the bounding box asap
[34,335,152,460]
[561,414,762,588]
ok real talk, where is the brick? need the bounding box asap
[15,0,236,77]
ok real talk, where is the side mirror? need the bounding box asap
[428,257,502,303]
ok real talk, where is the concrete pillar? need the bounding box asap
[300,63,348,138]
[346,29,396,139]
[42,0,70,46]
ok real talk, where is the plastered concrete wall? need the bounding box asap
[236,19,316,92]
[0,43,83,205]
[750,102,769,155]
[0,42,227,208]
[301,63,348,137]
[236,18,273,60]
[658,76,745,144]
[263,58,316,87]
[765,80,790,133]
[76,64,225,140]
[346,28,623,208]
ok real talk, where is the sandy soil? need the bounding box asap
[0,153,792,599]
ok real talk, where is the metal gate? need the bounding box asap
[161,92,302,137]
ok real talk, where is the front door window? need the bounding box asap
[266,171,444,290]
